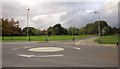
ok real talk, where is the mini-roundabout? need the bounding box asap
[11,46,80,58]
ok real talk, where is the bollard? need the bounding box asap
[97,39,99,43]
[73,38,75,42]
[46,38,48,42]
[117,41,118,46]
[99,40,101,44]
[29,38,31,41]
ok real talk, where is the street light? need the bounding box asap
[27,9,30,41]
[94,12,100,36]
[94,11,101,43]
[36,27,38,41]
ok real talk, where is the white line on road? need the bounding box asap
[18,54,64,58]
[24,46,30,48]
[11,48,18,50]
[11,46,34,51]
[18,54,34,57]
[29,47,64,52]
[64,46,80,50]
[34,54,64,58]
[75,47,80,50]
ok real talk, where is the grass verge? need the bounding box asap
[97,36,118,44]
[1,35,92,42]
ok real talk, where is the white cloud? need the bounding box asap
[2,1,119,30]
[30,12,67,30]
[17,0,39,6]
[85,9,94,13]
[2,0,119,2]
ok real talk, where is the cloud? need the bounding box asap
[99,2,118,27]
[2,0,119,2]
[2,1,119,30]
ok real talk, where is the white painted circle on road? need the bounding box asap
[29,47,64,52]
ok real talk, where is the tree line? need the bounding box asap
[47,21,119,36]
[1,18,119,36]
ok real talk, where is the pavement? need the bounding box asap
[75,37,117,48]
[2,37,118,67]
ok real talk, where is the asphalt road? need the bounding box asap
[2,40,118,67]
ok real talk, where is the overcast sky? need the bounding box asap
[1,0,119,30]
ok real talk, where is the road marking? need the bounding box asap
[18,54,34,58]
[11,47,25,50]
[18,54,63,58]
[34,54,63,58]
[11,48,18,50]
[24,46,30,48]
[29,47,64,52]
[75,47,80,50]
[11,46,34,51]
[64,46,80,50]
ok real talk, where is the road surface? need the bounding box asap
[2,38,118,67]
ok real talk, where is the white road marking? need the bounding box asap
[24,46,30,48]
[64,46,80,50]
[29,47,64,52]
[11,47,25,51]
[18,54,34,58]
[18,54,63,58]
[75,47,80,50]
[11,46,34,51]
[34,54,63,58]
[11,48,18,50]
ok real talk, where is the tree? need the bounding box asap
[79,27,85,34]
[67,27,79,35]
[47,24,67,35]
[23,27,40,36]
[2,18,13,35]
[53,24,63,35]
[53,27,59,35]
[111,27,118,35]
[84,23,97,34]
[95,20,108,34]
[78,20,110,35]
[102,26,112,35]
[47,27,52,36]
[2,18,21,36]
[62,28,68,35]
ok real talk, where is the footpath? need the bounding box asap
[75,37,117,48]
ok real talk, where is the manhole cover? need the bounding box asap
[29,47,64,52]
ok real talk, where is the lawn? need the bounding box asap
[98,36,118,44]
[1,35,91,42]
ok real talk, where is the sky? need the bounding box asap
[1,0,120,30]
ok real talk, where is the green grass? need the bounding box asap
[2,35,118,44]
[1,35,91,42]
[98,36,118,44]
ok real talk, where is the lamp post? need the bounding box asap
[27,9,30,41]
[36,27,38,41]
[94,11,101,43]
